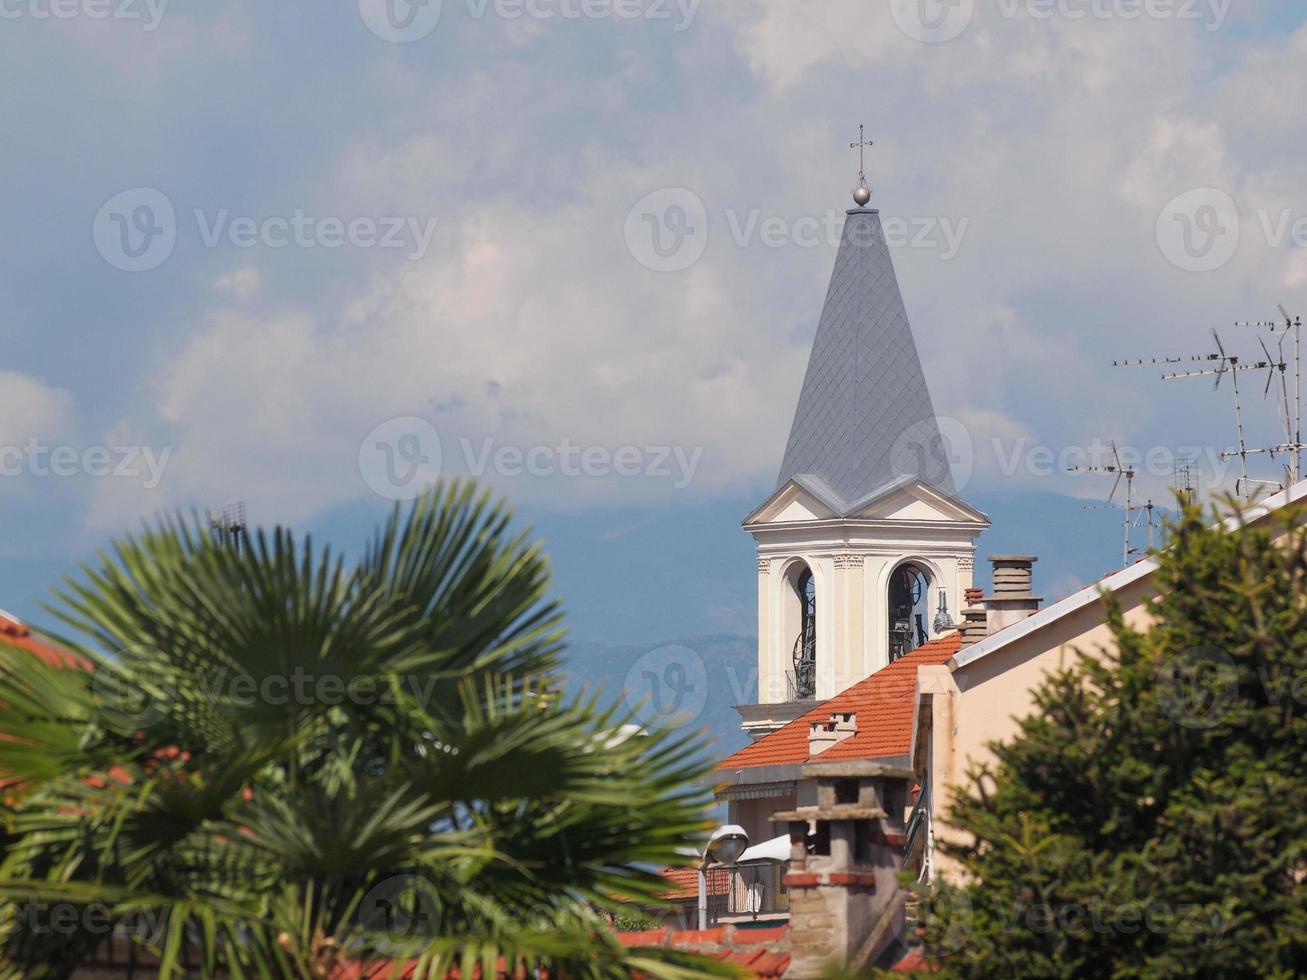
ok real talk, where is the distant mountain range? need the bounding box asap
[564,633,757,761]
[557,488,1181,761]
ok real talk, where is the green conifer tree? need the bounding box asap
[909,501,1307,979]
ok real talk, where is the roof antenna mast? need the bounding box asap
[1068,440,1137,569]
[208,502,248,556]
[1235,305,1304,486]
[1115,328,1285,503]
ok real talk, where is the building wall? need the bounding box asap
[755,532,978,704]
[729,790,798,848]
[927,575,1156,877]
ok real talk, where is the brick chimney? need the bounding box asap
[985,555,1042,634]
[808,712,857,757]
[774,761,914,977]
[957,605,989,649]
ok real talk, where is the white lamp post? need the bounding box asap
[697,824,749,930]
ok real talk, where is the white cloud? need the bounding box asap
[75,5,1307,525]
[214,267,261,301]
[0,372,75,448]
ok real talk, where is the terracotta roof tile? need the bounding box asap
[0,612,89,671]
[717,633,961,771]
[615,925,791,978]
[655,866,727,901]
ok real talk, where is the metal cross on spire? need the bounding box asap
[850,124,874,206]
[850,124,874,178]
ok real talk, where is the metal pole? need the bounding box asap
[1123,473,1133,568]
[1232,366,1250,500]
[1295,317,1302,483]
[698,864,707,931]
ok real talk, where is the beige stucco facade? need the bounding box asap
[745,479,988,716]
[916,480,1307,880]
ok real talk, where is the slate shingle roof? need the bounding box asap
[777,207,954,511]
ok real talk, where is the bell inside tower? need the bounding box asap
[888,563,930,663]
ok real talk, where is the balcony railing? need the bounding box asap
[785,670,816,703]
[705,862,790,923]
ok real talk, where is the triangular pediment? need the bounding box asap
[744,476,843,526]
[848,478,988,524]
[746,475,988,527]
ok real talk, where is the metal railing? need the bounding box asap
[705,862,790,923]
[785,669,816,703]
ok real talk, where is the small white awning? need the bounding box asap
[738,834,790,864]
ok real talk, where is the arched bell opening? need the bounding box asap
[781,561,817,700]
[888,562,931,664]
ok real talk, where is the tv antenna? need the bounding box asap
[1068,441,1136,568]
[1153,330,1283,502]
[1133,499,1162,552]
[1234,305,1303,486]
[207,502,248,556]
[1173,457,1198,508]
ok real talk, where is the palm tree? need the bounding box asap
[0,483,728,979]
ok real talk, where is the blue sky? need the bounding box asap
[2,0,1306,650]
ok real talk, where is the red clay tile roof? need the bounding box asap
[655,865,727,901]
[893,947,941,972]
[617,925,791,978]
[0,612,90,671]
[717,633,961,771]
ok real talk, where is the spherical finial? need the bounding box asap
[852,176,871,207]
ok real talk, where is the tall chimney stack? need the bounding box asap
[985,555,1041,634]
[775,761,914,977]
[957,605,989,649]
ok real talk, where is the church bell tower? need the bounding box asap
[737,137,989,740]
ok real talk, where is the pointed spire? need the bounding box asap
[776,204,955,512]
